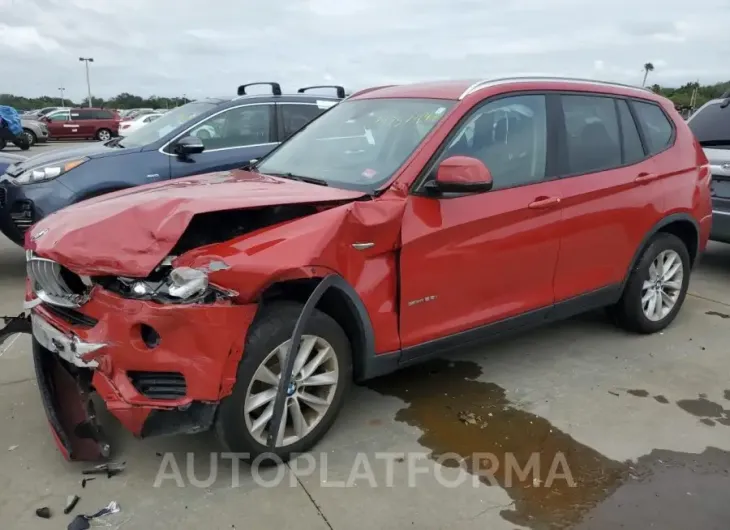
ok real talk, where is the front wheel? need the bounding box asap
[96,128,112,141]
[608,232,690,334]
[22,129,37,146]
[215,302,351,463]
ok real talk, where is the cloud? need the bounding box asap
[0,0,728,100]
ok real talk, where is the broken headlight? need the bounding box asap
[102,267,233,304]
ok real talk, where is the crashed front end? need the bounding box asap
[6,250,257,462]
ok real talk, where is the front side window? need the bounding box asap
[562,95,621,175]
[256,98,454,191]
[440,94,547,189]
[120,101,219,148]
[47,111,69,122]
[188,105,272,150]
[687,101,730,148]
[632,101,674,154]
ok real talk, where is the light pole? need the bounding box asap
[79,57,94,107]
[58,87,65,107]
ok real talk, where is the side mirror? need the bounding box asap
[427,156,493,194]
[174,135,205,157]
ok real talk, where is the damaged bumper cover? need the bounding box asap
[1,286,259,461]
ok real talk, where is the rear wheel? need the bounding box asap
[96,128,111,141]
[0,138,6,151]
[608,233,690,333]
[215,302,351,463]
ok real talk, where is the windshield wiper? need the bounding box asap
[266,172,329,187]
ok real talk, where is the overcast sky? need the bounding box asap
[1,0,729,101]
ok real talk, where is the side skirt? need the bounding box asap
[359,284,623,381]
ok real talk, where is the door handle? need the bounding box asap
[634,172,658,184]
[528,196,561,209]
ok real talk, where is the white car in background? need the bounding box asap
[118,113,163,137]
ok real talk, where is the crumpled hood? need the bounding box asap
[27,170,367,277]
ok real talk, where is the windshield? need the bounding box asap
[120,101,219,148]
[688,101,730,147]
[256,98,454,191]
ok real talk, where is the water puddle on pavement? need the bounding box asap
[367,360,730,529]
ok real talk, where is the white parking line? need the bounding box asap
[0,334,20,358]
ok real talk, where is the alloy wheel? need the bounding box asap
[244,335,339,447]
[641,249,683,322]
[98,130,111,141]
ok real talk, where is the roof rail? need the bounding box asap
[298,85,346,99]
[459,76,653,100]
[237,82,282,96]
[345,85,398,100]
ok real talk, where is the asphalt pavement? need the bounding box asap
[1,149,729,528]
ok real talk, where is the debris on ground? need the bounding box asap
[81,477,95,488]
[8,445,18,451]
[67,501,120,530]
[82,461,126,478]
[457,410,489,428]
[64,495,80,515]
[35,507,52,519]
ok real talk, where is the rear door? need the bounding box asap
[167,103,277,179]
[552,93,665,301]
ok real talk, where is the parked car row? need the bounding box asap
[0,76,718,465]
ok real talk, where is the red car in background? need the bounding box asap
[41,108,120,141]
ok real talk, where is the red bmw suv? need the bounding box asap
[8,77,712,463]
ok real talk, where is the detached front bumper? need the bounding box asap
[2,287,259,461]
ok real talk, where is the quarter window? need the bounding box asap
[441,94,548,190]
[632,101,673,154]
[617,100,645,164]
[561,95,621,175]
[189,105,272,149]
[280,104,325,140]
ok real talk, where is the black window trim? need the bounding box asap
[410,90,558,197]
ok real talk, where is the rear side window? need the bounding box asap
[72,109,94,120]
[280,104,325,140]
[616,100,645,164]
[93,110,114,119]
[561,95,621,174]
[688,102,730,146]
[632,101,673,154]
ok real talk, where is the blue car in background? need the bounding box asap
[0,82,345,245]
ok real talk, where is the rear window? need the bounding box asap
[688,101,730,147]
[71,109,94,120]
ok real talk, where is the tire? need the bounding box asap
[96,128,112,141]
[608,232,690,334]
[22,129,37,146]
[215,301,352,463]
[0,138,5,151]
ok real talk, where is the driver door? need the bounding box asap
[168,103,278,179]
[45,110,72,138]
[398,93,563,351]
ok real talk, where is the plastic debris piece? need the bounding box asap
[67,515,90,530]
[8,445,18,451]
[35,507,52,519]
[82,461,126,478]
[81,477,95,488]
[64,495,81,514]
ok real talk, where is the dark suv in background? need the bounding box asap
[0,82,346,245]
[687,93,730,243]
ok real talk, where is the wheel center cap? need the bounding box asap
[286,382,297,396]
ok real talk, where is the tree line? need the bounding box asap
[0,92,191,111]
[1,80,729,112]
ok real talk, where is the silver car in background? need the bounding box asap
[20,117,50,146]
[687,94,730,243]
